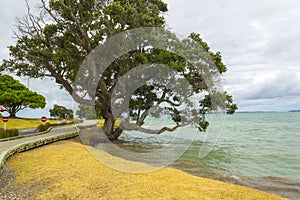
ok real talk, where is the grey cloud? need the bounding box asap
[0,0,40,60]
[228,71,300,100]
[235,95,300,112]
[245,73,300,100]
[166,0,300,64]
[165,0,300,111]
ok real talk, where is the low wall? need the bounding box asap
[0,131,79,168]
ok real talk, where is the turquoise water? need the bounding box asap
[175,112,300,179]
[113,112,300,198]
[117,113,299,180]
[222,112,299,179]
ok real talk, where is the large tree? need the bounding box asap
[1,0,237,140]
[49,104,73,119]
[0,75,46,118]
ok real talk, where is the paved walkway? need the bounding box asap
[0,120,98,167]
[18,128,37,136]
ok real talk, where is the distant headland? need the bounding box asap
[289,110,300,112]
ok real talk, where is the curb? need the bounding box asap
[0,127,53,143]
[0,131,79,168]
[0,121,98,169]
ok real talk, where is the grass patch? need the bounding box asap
[99,119,122,128]
[0,118,58,130]
[7,140,286,200]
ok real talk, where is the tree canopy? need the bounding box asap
[0,0,237,140]
[0,75,46,118]
[76,104,100,119]
[49,104,73,119]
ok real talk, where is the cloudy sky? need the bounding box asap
[164,0,300,112]
[1,0,300,117]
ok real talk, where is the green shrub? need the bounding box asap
[35,122,52,132]
[35,120,76,132]
[0,128,19,139]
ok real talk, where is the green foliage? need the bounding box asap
[200,91,238,115]
[0,75,46,117]
[189,33,227,73]
[0,0,237,138]
[49,104,74,119]
[0,128,19,139]
[76,104,100,119]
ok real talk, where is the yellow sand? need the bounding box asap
[8,140,286,200]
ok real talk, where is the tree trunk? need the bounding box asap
[102,112,123,141]
[9,108,17,118]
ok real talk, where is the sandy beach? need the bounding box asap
[0,138,286,200]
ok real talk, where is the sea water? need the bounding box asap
[114,112,300,199]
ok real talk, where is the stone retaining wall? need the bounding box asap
[0,131,79,168]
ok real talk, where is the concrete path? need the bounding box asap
[0,120,98,168]
[18,128,36,136]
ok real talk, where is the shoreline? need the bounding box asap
[176,167,300,200]
[0,138,286,199]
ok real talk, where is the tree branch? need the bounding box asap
[162,99,181,107]
[137,88,169,125]
[44,62,101,108]
[41,0,65,26]
[25,0,44,39]
[119,121,192,135]
[60,1,92,53]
